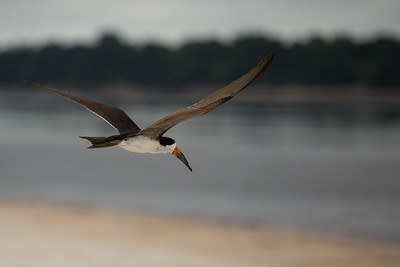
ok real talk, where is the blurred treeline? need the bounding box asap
[1,33,400,89]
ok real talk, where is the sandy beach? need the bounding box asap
[0,202,399,267]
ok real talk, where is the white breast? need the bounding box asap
[118,136,168,154]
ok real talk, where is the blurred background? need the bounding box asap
[0,1,400,265]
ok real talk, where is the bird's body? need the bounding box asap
[15,53,274,171]
[118,135,175,154]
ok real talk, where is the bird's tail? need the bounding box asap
[79,136,119,149]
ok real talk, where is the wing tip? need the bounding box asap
[264,52,275,67]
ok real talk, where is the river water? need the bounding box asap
[1,89,400,241]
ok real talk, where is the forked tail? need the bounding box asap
[79,136,119,149]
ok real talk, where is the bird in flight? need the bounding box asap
[16,53,274,171]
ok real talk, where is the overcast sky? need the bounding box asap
[1,0,400,48]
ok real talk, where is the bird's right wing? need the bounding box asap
[139,53,274,139]
[15,78,141,134]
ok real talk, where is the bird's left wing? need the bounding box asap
[139,53,274,139]
[15,78,141,134]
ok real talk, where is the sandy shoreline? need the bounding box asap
[0,202,399,267]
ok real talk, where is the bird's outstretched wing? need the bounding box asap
[139,53,274,139]
[15,78,141,134]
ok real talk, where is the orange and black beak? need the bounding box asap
[172,146,192,172]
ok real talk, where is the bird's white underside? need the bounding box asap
[118,135,176,154]
[84,107,176,154]
[83,107,170,154]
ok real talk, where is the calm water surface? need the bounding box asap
[1,91,400,241]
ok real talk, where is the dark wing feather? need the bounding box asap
[139,53,274,138]
[16,78,141,134]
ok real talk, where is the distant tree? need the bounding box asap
[1,32,400,89]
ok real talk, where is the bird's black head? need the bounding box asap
[160,136,192,172]
[159,136,175,146]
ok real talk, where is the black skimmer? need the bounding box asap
[16,53,274,171]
